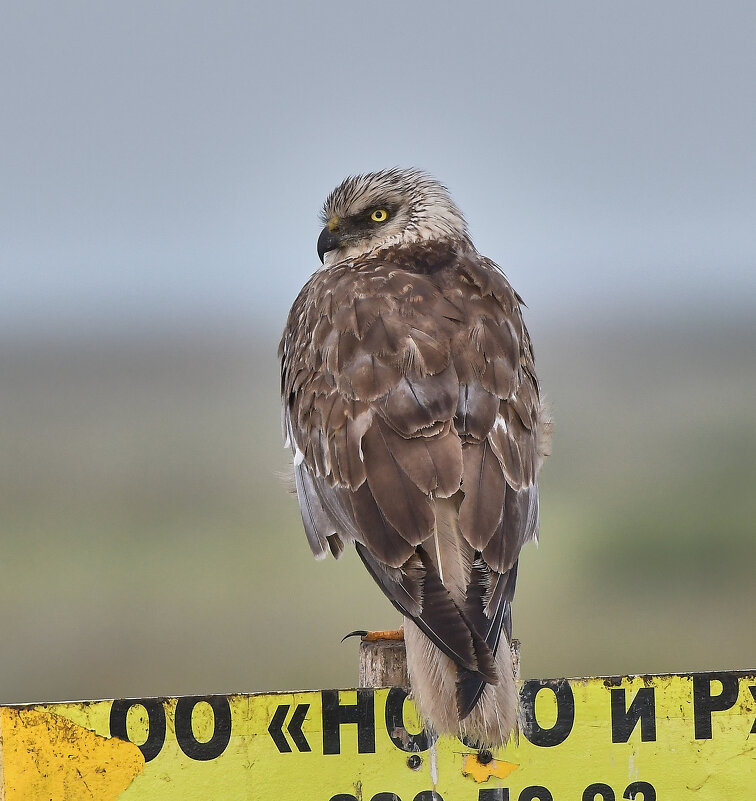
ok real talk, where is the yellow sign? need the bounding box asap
[0,671,754,800]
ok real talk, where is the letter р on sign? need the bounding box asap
[692,673,739,739]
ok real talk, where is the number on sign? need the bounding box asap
[329,793,443,801]
[583,784,614,801]
[624,782,656,801]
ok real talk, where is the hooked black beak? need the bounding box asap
[317,225,341,263]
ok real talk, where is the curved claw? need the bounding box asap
[341,630,369,643]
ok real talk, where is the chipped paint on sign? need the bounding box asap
[0,707,144,800]
[0,671,753,800]
[461,753,519,782]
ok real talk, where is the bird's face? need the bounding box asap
[317,191,410,264]
[317,168,469,265]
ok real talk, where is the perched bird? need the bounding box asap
[279,168,550,748]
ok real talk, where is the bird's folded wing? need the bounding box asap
[279,248,550,691]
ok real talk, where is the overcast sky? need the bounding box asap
[2,1,755,336]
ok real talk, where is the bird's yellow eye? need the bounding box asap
[370,208,389,222]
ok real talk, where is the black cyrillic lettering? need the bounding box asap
[520,679,574,747]
[385,687,437,752]
[610,687,656,743]
[109,698,166,762]
[693,673,739,739]
[322,689,375,754]
[413,793,443,801]
[174,696,232,761]
[750,686,756,734]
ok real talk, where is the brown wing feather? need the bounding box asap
[483,483,539,572]
[369,416,463,497]
[458,439,507,550]
[360,422,436,544]
[356,543,497,683]
[455,382,499,440]
[379,364,459,435]
[342,350,397,400]
[348,482,417,567]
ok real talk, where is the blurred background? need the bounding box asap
[2,2,754,704]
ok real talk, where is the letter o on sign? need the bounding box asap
[175,696,232,761]
[519,679,575,747]
[110,699,167,762]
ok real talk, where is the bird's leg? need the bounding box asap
[341,627,404,642]
[361,627,404,642]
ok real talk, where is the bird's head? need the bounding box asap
[317,168,470,265]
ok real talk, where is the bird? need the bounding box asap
[279,168,551,748]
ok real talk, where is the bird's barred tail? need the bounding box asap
[404,617,518,749]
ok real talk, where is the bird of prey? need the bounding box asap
[279,168,550,748]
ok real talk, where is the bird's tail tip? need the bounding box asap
[405,619,518,749]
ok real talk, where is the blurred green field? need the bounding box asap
[1,315,754,704]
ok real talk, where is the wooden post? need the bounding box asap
[359,635,409,689]
[358,635,521,689]
[511,637,521,680]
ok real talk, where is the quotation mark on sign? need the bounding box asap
[268,703,311,753]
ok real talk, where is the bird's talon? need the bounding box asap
[341,630,369,643]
